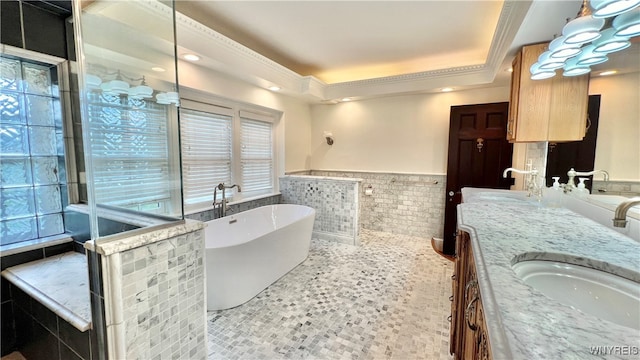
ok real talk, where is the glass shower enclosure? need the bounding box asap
[72,0,184,242]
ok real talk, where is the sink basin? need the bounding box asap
[512,260,640,330]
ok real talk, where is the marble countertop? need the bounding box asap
[1,251,91,332]
[85,219,205,256]
[458,188,640,360]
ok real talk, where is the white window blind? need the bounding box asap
[179,100,276,213]
[240,113,273,197]
[180,103,233,212]
[88,93,171,213]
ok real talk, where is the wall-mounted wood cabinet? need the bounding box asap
[507,43,589,143]
[450,231,492,360]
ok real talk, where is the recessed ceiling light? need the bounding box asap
[268,86,281,91]
[183,54,200,62]
[341,97,351,102]
[507,67,513,73]
[441,87,454,92]
[151,67,166,72]
[599,70,618,76]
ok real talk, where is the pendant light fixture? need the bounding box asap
[563,56,592,76]
[548,36,583,58]
[537,51,568,70]
[590,0,640,18]
[155,91,180,106]
[85,74,102,90]
[562,0,606,44]
[128,76,154,99]
[574,44,609,65]
[530,62,557,80]
[613,7,640,36]
[100,70,130,95]
[592,27,632,53]
[530,0,639,80]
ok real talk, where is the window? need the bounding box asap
[180,100,276,213]
[239,111,274,197]
[1,55,67,245]
[86,92,175,214]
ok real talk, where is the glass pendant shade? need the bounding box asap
[562,15,605,44]
[100,79,129,95]
[575,44,609,65]
[548,36,583,58]
[85,74,102,90]
[128,85,154,99]
[590,0,640,18]
[613,7,640,37]
[530,62,556,80]
[563,56,592,76]
[165,91,180,104]
[593,28,631,53]
[155,92,170,104]
[537,51,568,70]
[155,92,180,105]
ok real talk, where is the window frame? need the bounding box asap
[0,46,77,247]
[179,89,282,214]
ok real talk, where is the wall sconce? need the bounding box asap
[324,131,334,145]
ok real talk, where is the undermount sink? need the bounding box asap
[512,260,640,330]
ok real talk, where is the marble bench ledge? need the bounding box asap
[1,251,91,332]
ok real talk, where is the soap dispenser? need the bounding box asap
[544,176,563,207]
[576,177,590,198]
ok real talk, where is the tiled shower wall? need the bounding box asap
[310,171,446,239]
[280,175,361,245]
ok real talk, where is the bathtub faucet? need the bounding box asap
[213,183,242,218]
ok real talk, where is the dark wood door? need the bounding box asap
[545,95,601,192]
[443,102,513,255]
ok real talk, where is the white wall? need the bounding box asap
[177,61,313,173]
[176,60,638,182]
[309,86,510,174]
[589,72,640,181]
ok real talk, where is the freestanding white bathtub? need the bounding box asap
[204,204,316,310]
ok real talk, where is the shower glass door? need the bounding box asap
[72,0,183,242]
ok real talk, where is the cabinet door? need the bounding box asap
[513,43,552,142]
[507,53,521,142]
[451,231,469,357]
[509,42,589,142]
[548,74,589,141]
[476,299,493,360]
[462,244,480,360]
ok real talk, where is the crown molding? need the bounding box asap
[135,0,531,102]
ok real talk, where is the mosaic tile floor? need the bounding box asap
[207,229,455,360]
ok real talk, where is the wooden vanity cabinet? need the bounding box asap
[507,42,589,143]
[450,231,492,360]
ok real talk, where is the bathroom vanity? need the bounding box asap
[449,188,640,359]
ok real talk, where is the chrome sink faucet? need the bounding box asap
[613,197,640,228]
[213,183,242,218]
[566,168,609,192]
[503,167,541,200]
